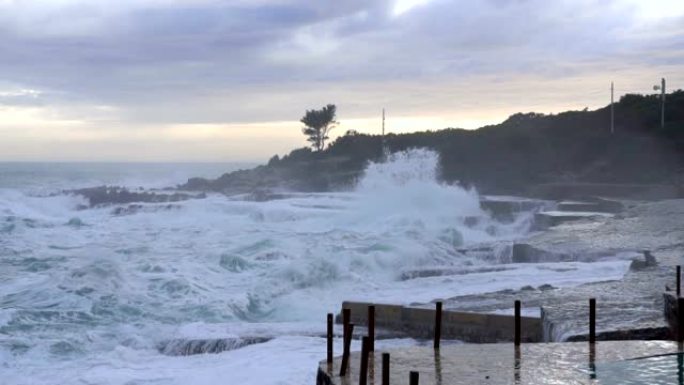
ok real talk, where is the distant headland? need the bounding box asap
[179,91,684,199]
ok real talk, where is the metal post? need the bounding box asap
[434,301,442,349]
[589,298,596,344]
[339,323,355,377]
[514,346,521,384]
[409,371,420,385]
[359,337,369,385]
[342,308,350,344]
[368,305,375,352]
[678,298,684,342]
[327,313,333,364]
[589,343,597,380]
[514,300,521,346]
[382,353,390,385]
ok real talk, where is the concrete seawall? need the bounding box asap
[337,301,542,343]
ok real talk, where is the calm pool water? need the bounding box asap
[589,352,684,384]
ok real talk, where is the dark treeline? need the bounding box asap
[183,91,684,195]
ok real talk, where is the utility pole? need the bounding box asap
[382,108,385,137]
[610,81,614,134]
[381,108,388,158]
[654,78,666,128]
[661,78,666,129]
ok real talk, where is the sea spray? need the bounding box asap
[351,148,486,244]
[0,155,632,385]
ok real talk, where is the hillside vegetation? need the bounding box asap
[183,91,684,196]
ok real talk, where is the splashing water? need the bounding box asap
[0,151,629,384]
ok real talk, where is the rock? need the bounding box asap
[111,204,181,216]
[630,250,658,271]
[520,285,536,291]
[511,243,573,263]
[69,186,206,207]
[66,218,85,227]
[111,204,143,216]
[400,266,512,281]
[158,337,271,356]
[245,189,288,202]
[538,284,556,291]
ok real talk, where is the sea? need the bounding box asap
[0,149,631,384]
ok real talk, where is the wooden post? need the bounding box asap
[409,371,420,385]
[677,265,681,297]
[434,301,442,349]
[382,353,390,385]
[368,305,375,352]
[678,298,684,343]
[339,323,355,376]
[589,298,596,344]
[514,300,521,346]
[327,313,333,364]
[359,336,369,385]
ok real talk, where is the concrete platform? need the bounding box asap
[317,341,682,385]
[528,183,681,201]
[479,196,551,222]
[533,211,613,230]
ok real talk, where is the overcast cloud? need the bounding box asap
[1,0,683,161]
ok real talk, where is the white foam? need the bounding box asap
[0,150,631,384]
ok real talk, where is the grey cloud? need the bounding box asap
[0,0,681,125]
[0,88,47,107]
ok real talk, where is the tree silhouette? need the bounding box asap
[301,104,338,151]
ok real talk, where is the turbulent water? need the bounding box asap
[0,150,630,384]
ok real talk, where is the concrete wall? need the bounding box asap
[338,301,542,343]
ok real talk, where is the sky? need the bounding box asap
[1,0,683,162]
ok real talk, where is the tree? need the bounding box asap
[301,104,338,151]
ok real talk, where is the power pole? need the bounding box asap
[661,78,666,129]
[382,108,385,137]
[654,78,666,128]
[381,108,388,159]
[610,81,614,134]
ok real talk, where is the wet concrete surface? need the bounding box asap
[318,341,683,385]
[413,199,684,341]
[420,265,673,341]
